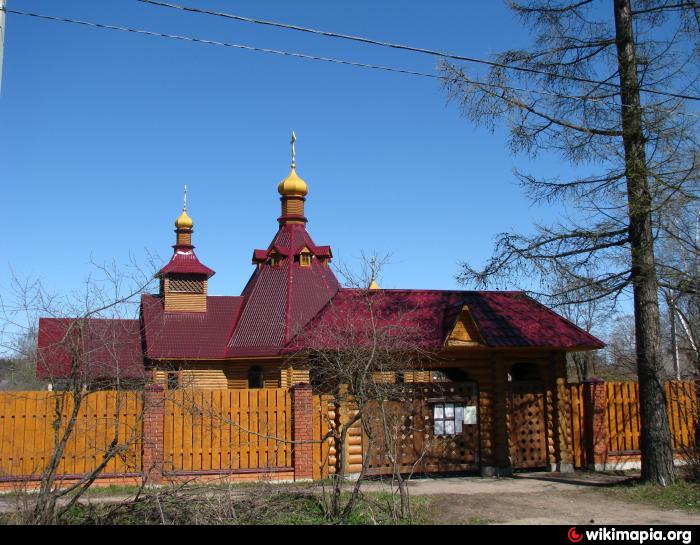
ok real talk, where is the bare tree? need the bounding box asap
[657,198,700,375]
[0,328,48,391]
[295,255,434,522]
[0,257,157,523]
[441,0,699,485]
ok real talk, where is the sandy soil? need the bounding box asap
[365,473,700,525]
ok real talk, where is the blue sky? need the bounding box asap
[2,0,579,300]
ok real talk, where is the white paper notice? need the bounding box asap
[463,406,477,425]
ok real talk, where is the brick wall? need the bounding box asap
[583,378,609,470]
[142,384,165,483]
[292,383,314,480]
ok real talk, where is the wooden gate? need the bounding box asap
[365,382,480,475]
[508,380,548,469]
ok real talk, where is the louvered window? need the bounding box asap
[170,277,205,293]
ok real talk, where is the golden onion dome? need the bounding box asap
[175,209,193,229]
[277,167,308,197]
[175,184,194,229]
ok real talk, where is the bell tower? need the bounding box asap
[156,186,215,313]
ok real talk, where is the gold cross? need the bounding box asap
[183,184,188,211]
[290,131,297,168]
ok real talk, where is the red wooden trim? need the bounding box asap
[0,472,142,483]
[164,467,293,476]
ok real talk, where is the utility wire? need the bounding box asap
[3,7,699,120]
[2,8,443,80]
[136,0,700,103]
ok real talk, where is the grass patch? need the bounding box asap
[81,484,144,497]
[603,478,700,512]
[52,486,435,525]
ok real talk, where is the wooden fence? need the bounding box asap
[569,383,587,468]
[163,389,293,474]
[311,394,337,480]
[570,380,698,468]
[0,391,142,479]
[1,381,697,483]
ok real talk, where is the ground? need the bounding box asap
[364,473,699,525]
[1,472,698,524]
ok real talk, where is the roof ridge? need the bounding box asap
[337,287,525,295]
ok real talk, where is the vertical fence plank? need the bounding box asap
[249,390,259,470]
[232,389,240,471]
[571,380,697,459]
[286,390,292,468]
[275,389,284,468]
[260,389,269,470]
[240,390,249,470]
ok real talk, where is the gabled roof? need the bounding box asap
[157,246,215,278]
[288,289,605,352]
[227,223,339,357]
[36,288,603,378]
[36,317,145,379]
[463,291,604,349]
[141,294,243,360]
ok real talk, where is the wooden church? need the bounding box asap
[37,135,604,473]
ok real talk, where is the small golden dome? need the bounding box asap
[277,167,308,197]
[175,210,193,229]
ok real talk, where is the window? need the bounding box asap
[510,362,542,382]
[430,368,471,382]
[248,366,264,389]
[433,403,465,436]
[269,252,283,267]
[431,370,450,382]
[167,372,179,390]
[170,276,205,293]
[299,252,312,267]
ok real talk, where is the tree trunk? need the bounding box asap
[613,0,675,485]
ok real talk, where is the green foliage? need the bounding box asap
[604,479,700,512]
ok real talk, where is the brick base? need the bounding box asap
[292,383,314,481]
[143,384,165,484]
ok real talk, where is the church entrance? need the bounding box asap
[507,363,549,469]
[364,381,480,475]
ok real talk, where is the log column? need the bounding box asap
[552,353,574,472]
[486,352,512,476]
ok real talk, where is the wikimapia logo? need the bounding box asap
[567,527,693,544]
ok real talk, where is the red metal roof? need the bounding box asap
[37,287,603,378]
[288,289,605,352]
[157,245,215,278]
[141,294,243,360]
[37,317,145,379]
[227,223,339,356]
[38,214,604,377]
[463,291,604,349]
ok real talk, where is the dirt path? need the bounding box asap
[364,473,700,525]
[2,474,697,525]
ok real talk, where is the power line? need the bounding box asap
[2,8,444,80]
[3,7,699,120]
[136,0,700,103]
